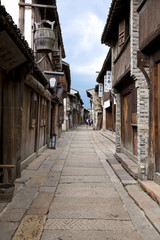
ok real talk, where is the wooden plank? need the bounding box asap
[19,3,56,9]
[153,64,158,171]
[0,165,15,168]
[19,0,25,34]
[157,63,160,172]
[3,168,8,184]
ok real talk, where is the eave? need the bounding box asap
[0,5,34,69]
[62,61,71,92]
[96,49,111,84]
[101,0,130,46]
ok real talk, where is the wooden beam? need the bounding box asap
[0,165,15,168]
[19,3,56,9]
[19,0,25,34]
[137,51,150,87]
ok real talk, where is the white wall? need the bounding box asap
[1,0,19,25]
[1,0,32,47]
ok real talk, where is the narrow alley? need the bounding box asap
[0,126,159,240]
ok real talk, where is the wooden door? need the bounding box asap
[106,106,112,130]
[152,63,160,172]
[121,93,132,152]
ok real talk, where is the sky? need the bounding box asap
[1,0,112,108]
[57,0,111,108]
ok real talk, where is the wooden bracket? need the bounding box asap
[137,51,151,87]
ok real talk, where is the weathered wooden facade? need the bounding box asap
[138,0,160,183]
[102,0,149,179]
[96,49,116,132]
[0,1,70,200]
[18,0,68,137]
[0,5,35,189]
[86,87,103,130]
[62,89,83,131]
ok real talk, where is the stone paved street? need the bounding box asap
[0,126,159,240]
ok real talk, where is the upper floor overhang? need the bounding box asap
[101,0,130,46]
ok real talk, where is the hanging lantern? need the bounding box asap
[33,20,55,52]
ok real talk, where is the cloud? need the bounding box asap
[72,54,107,75]
[75,12,105,51]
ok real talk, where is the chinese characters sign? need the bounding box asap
[104,71,112,92]
[98,83,103,97]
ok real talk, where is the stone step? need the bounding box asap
[98,130,116,143]
[139,180,160,205]
[115,153,138,179]
[126,184,160,234]
[107,157,137,186]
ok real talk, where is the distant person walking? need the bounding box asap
[86,119,89,128]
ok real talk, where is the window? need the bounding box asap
[41,98,47,126]
[118,17,129,47]
[131,88,137,113]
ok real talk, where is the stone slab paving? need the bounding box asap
[41,229,140,240]
[42,126,159,240]
[59,175,110,183]
[0,126,159,239]
[12,215,46,240]
[126,184,160,234]
[48,196,130,220]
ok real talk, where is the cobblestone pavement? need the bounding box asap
[0,126,159,239]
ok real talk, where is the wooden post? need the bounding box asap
[19,0,25,34]
[0,165,15,184]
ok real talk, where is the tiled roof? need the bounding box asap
[101,0,130,46]
[96,49,111,83]
[0,5,34,62]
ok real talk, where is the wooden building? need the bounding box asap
[137,0,160,183]
[0,5,36,189]
[0,1,70,200]
[102,0,149,179]
[96,49,116,132]
[86,87,103,130]
[62,89,83,131]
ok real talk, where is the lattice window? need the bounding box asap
[41,98,47,126]
[118,18,129,47]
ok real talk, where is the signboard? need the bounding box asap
[104,71,112,92]
[64,115,68,120]
[104,100,110,109]
[98,83,103,98]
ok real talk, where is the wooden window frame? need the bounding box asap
[40,98,47,126]
[30,92,38,128]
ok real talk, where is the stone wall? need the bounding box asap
[130,0,149,179]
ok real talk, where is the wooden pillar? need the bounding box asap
[53,103,59,136]
[112,100,115,131]
[19,0,25,34]
[2,69,23,182]
[47,100,51,146]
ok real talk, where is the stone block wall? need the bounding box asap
[130,0,149,179]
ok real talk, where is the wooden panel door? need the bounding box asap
[121,93,132,153]
[153,63,160,172]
